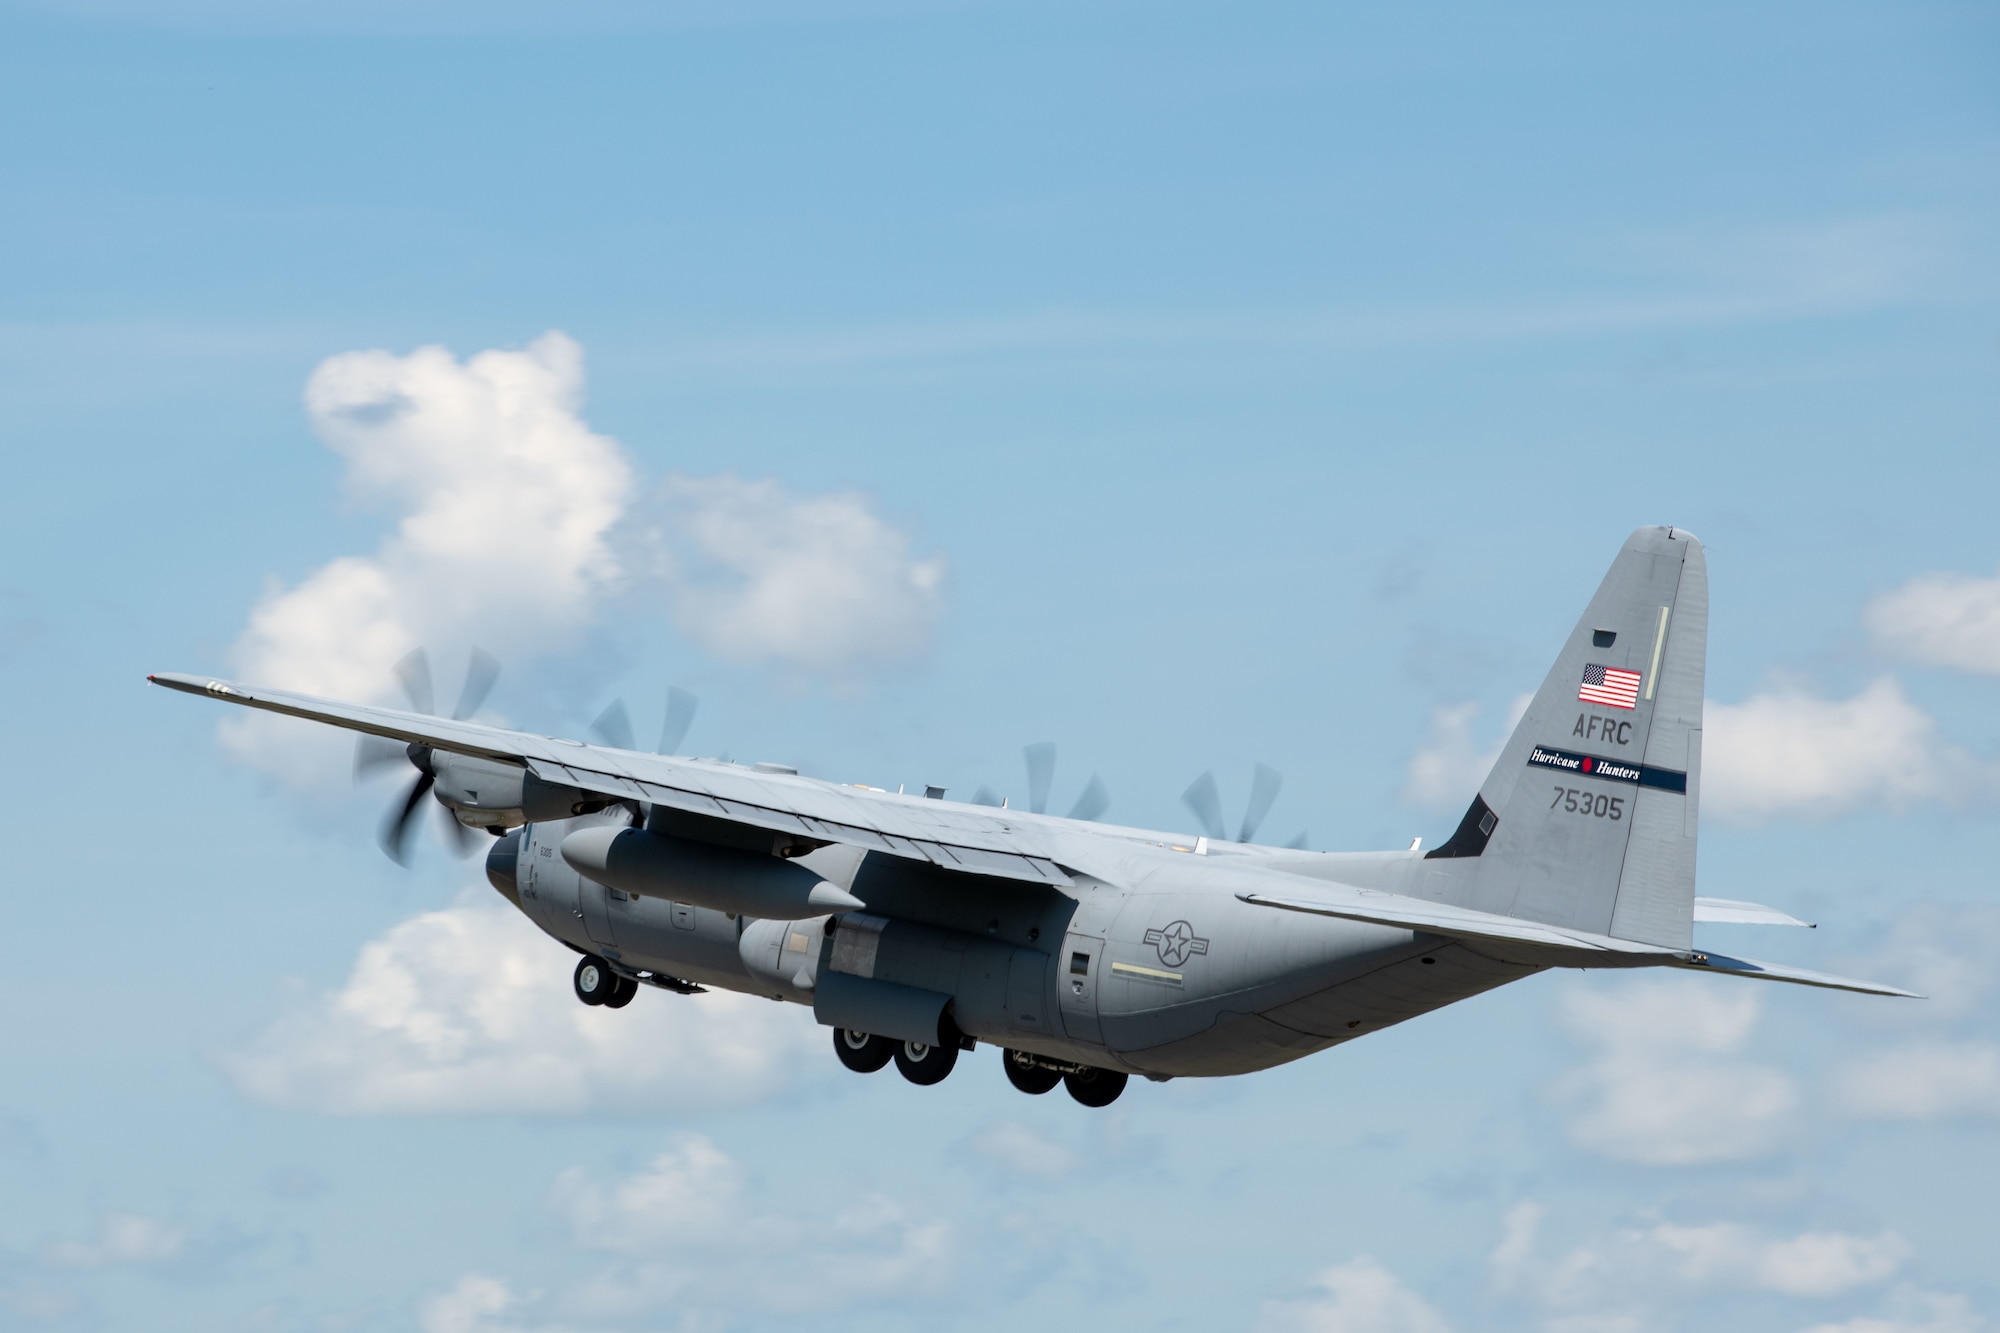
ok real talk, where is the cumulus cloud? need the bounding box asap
[40,1213,188,1269]
[221,894,822,1115]
[1646,1223,1909,1297]
[633,473,946,673]
[1834,1043,2000,1120]
[967,1120,1076,1179]
[1867,570,2000,675]
[222,333,946,786]
[1492,1202,1911,1325]
[419,1275,567,1333]
[1800,1287,1989,1333]
[1555,978,1796,1165]
[1255,1257,1454,1333]
[1701,678,1974,821]
[551,1135,950,1318]
[1402,694,1532,810]
[226,333,632,785]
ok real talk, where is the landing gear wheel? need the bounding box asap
[894,1038,960,1086]
[573,955,616,1006]
[833,1028,894,1073]
[602,975,638,1008]
[1064,1067,1128,1107]
[1003,1049,1062,1095]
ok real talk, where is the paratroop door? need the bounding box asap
[1056,932,1104,1045]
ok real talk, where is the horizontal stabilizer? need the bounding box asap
[1670,951,1918,998]
[1236,884,1914,996]
[1693,896,1815,928]
[1236,888,1675,957]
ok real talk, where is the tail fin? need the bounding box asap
[1424,526,1707,949]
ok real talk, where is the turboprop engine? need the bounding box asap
[423,748,604,828]
[559,826,865,920]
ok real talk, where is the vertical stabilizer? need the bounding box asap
[1423,527,1706,949]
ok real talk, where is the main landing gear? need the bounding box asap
[832,1032,1129,1107]
[831,1027,961,1085]
[573,954,636,1008]
[1003,1048,1128,1107]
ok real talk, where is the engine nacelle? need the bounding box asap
[427,750,602,827]
[559,826,864,921]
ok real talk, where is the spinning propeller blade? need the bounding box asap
[1239,763,1283,843]
[1024,743,1056,815]
[452,648,500,721]
[1181,771,1228,841]
[366,647,500,865]
[590,699,636,751]
[379,759,436,866]
[1068,775,1111,823]
[658,686,698,755]
[971,786,1004,807]
[393,648,435,717]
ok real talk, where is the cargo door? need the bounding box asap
[1056,932,1104,1045]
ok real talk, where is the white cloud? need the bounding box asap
[40,1213,188,1269]
[225,333,634,786]
[632,473,946,673]
[1648,1223,1909,1297]
[551,1135,951,1319]
[1402,694,1532,810]
[221,895,822,1115]
[419,1276,548,1333]
[1801,1287,1988,1333]
[1255,1258,1454,1333]
[967,1120,1076,1179]
[1555,979,1796,1165]
[219,333,948,787]
[1867,570,2000,676]
[1834,1043,2000,1120]
[1701,678,1974,821]
[1493,1202,1911,1326]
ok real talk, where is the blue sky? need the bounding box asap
[3,1,1999,1329]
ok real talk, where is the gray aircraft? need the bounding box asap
[152,526,1912,1109]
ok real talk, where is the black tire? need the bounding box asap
[833,1028,894,1073]
[602,975,638,1008]
[1064,1066,1128,1108]
[1003,1049,1062,1095]
[894,1038,959,1086]
[573,955,615,1006]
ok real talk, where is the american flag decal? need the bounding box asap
[1579,664,1642,710]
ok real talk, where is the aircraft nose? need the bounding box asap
[485,828,523,904]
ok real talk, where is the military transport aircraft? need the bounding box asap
[152,526,1912,1109]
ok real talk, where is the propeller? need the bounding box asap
[1181,762,1286,843]
[588,686,699,755]
[356,647,501,865]
[1021,743,1111,821]
[589,699,635,751]
[659,686,698,756]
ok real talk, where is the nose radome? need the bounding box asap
[486,828,523,903]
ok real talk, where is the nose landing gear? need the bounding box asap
[573,954,637,1008]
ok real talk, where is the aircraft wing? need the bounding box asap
[148,672,1074,887]
[1237,884,1917,996]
